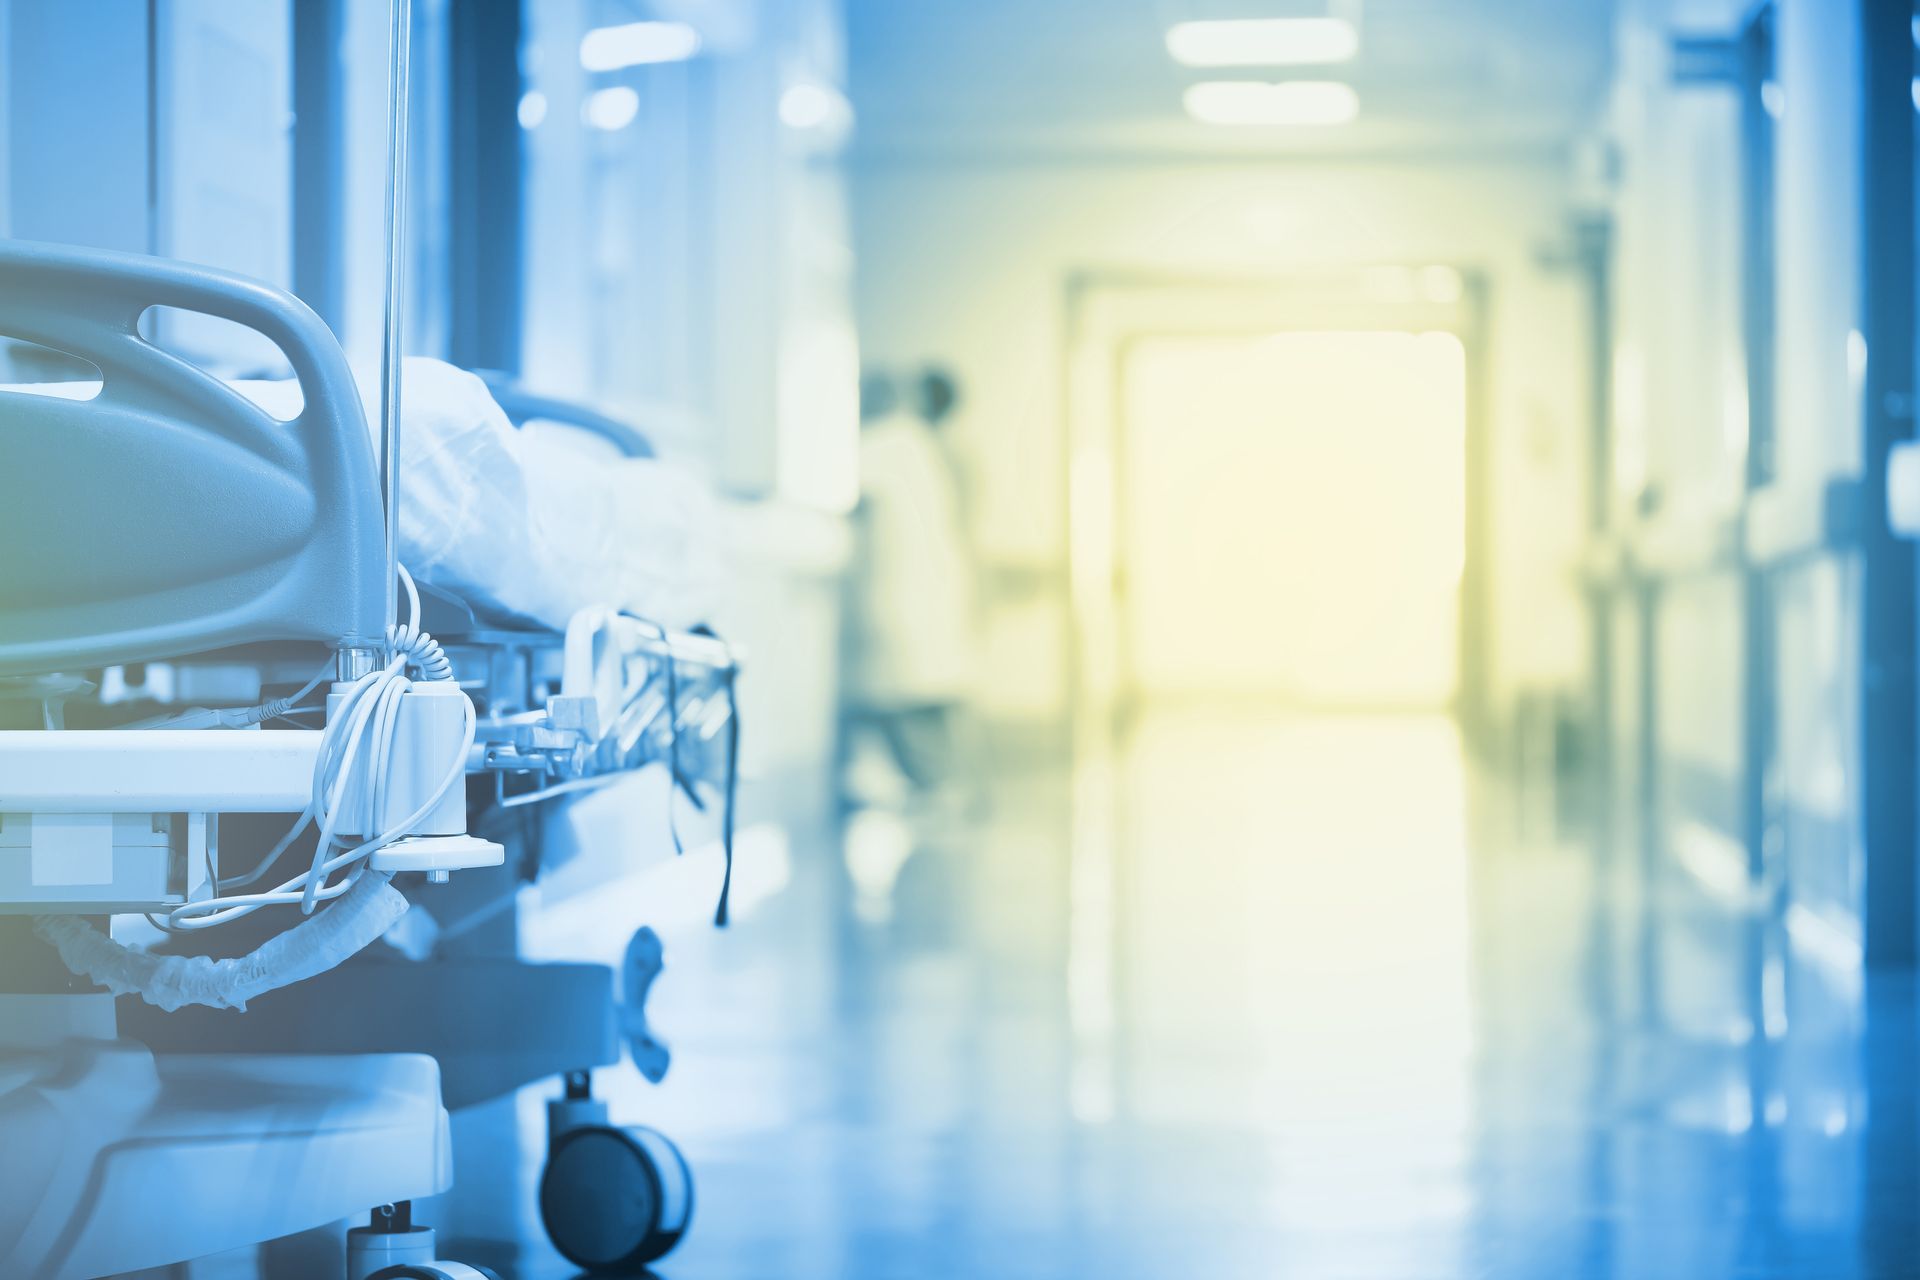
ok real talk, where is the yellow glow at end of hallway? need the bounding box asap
[1166,18,1359,68]
[1183,81,1359,127]
[1119,329,1466,706]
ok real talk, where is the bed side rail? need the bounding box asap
[0,239,385,676]
[471,369,656,459]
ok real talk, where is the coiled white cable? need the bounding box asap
[171,565,475,930]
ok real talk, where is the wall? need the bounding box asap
[1,0,297,374]
[852,155,1590,733]
[1,0,153,256]
[516,0,858,511]
[1605,0,1750,953]
[1598,0,1873,975]
[508,0,858,799]
[1766,0,1865,959]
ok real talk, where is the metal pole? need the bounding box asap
[379,0,413,637]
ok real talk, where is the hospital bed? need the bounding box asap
[0,237,732,1278]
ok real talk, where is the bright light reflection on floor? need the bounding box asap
[1115,709,1474,1257]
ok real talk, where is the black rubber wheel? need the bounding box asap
[540,1124,694,1271]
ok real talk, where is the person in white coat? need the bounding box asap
[843,368,978,793]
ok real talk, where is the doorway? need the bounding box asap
[1115,328,1468,710]
[1058,274,1489,1125]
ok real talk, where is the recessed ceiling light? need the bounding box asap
[583,86,641,131]
[780,83,851,132]
[1183,80,1360,126]
[1166,18,1359,68]
[579,21,701,72]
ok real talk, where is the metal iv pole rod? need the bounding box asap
[378,0,413,637]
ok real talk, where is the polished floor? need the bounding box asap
[427,707,1915,1279]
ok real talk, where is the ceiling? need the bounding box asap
[844,0,1615,162]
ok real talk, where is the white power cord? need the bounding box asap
[168,565,475,930]
[120,660,334,732]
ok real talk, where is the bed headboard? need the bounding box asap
[0,239,386,677]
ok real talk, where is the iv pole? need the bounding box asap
[378,0,412,637]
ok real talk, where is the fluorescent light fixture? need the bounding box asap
[1166,18,1358,67]
[1183,80,1359,126]
[579,20,701,72]
[583,86,640,131]
[516,90,548,130]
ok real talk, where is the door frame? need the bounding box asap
[1060,268,1493,748]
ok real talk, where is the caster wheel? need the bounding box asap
[540,1124,694,1271]
[367,1266,502,1280]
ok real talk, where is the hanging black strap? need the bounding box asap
[692,624,740,928]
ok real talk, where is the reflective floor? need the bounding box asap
[438,707,1920,1279]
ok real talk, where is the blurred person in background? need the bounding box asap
[842,366,980,813]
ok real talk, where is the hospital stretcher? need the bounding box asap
[0,236,728,1277]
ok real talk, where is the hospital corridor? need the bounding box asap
[1,0,1918,1277]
